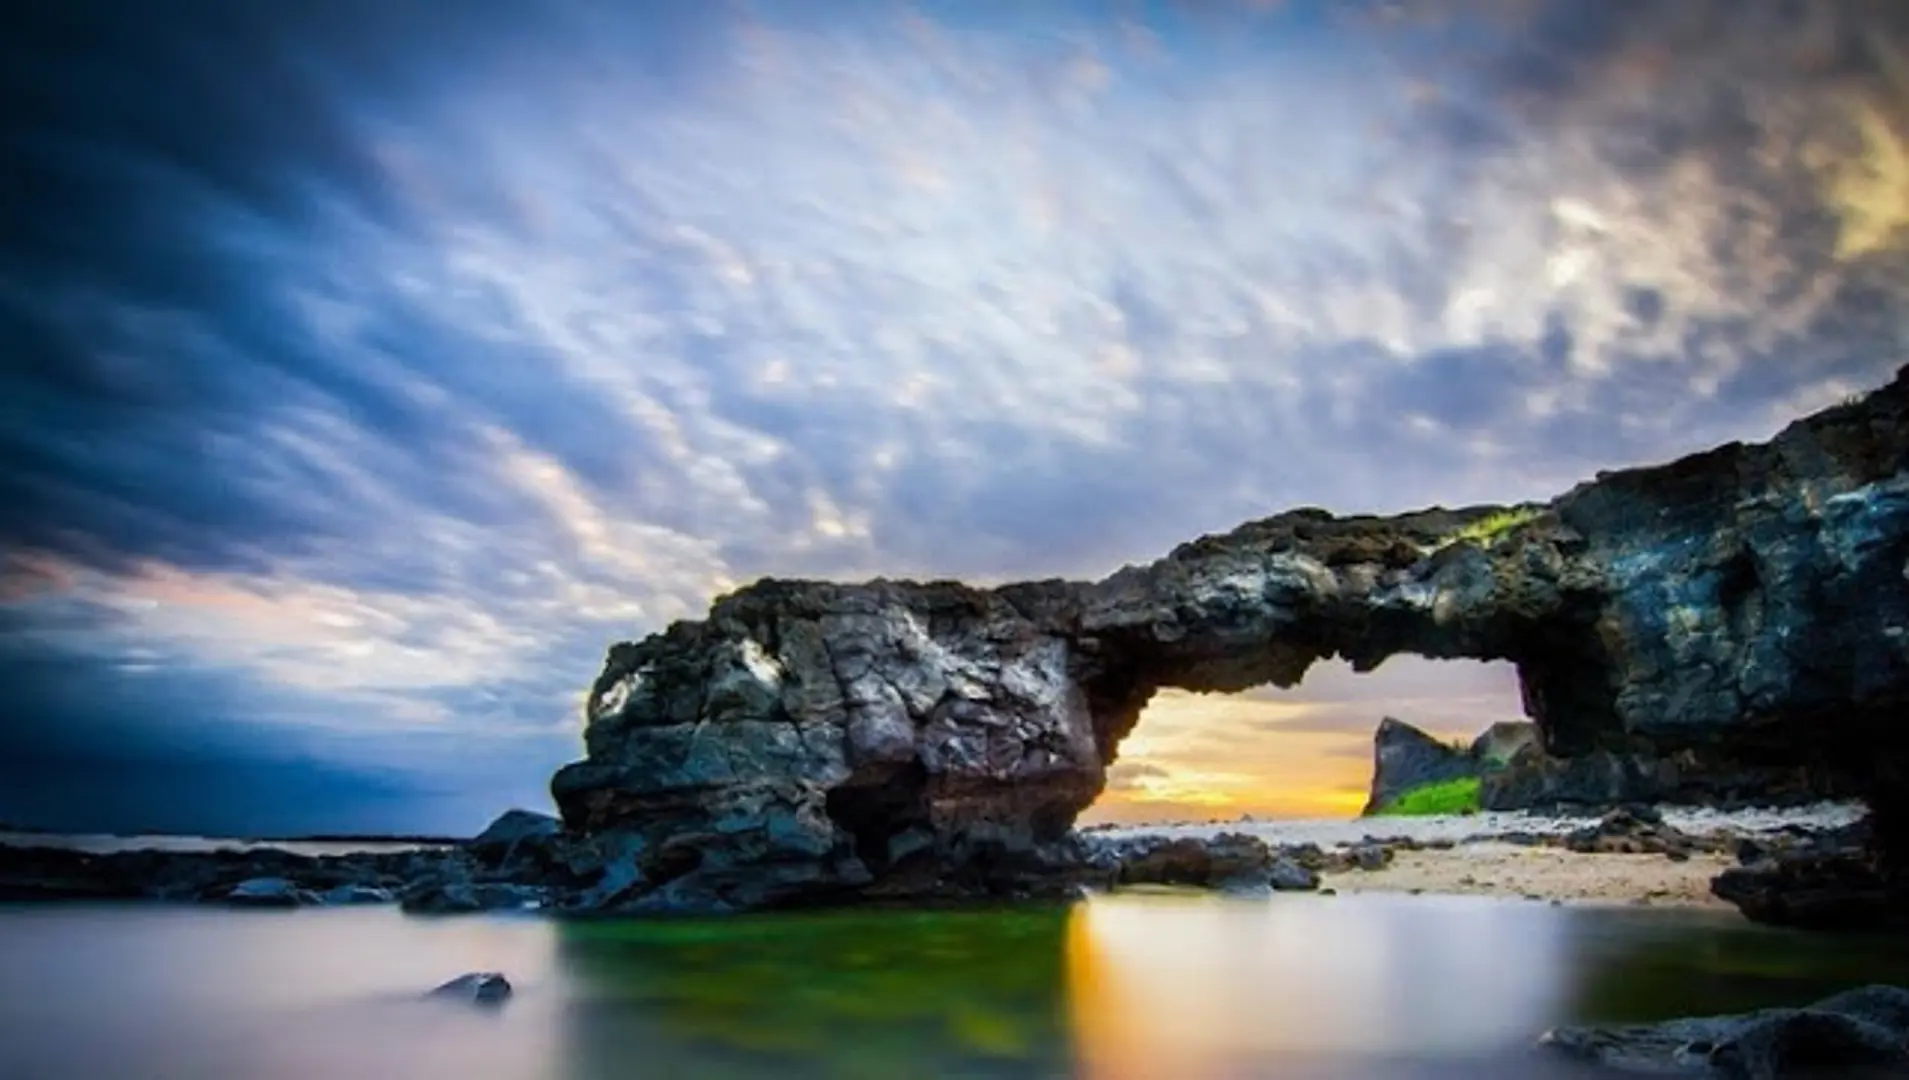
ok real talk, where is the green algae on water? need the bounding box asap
[557,905,1075,1077]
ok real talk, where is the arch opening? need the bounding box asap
[1078,656,1529,827]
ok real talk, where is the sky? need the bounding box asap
[2,0,1907,836]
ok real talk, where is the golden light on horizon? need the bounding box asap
[1078,660,1525,825]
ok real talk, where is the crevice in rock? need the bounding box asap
[1717,547,1763,641]
[823,761,931,872]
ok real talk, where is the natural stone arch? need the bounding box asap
[551,367,1909,912]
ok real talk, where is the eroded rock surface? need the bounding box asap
[1364,716,1844,816]
[1363,717,1478,815]
[1542,984,1909,1077]
[552,366,1909,914]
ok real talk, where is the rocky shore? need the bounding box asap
[0,801,1875,917]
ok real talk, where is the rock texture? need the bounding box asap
[552,366,1909,914]
[1364,716,1845,815]
[1362,717,1479,814]
[1541,984,1909,1077]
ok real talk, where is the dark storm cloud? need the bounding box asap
[0,639,567,836]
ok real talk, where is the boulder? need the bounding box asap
[1105,833,1275,891]
[1711,849,1909,934]
[1541,984,1909,1077]
[1560,807,1710,857]
[1268,857,1320,892]
[543,366,1909,914]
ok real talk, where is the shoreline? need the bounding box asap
[1321,844,1739,908]
[1096,800,1866,909]
[0,800,1867,914]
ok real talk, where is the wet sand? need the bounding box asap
[1322,842,1739,908]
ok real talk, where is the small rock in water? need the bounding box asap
[223,877,304,908]
[429,971,512,1005]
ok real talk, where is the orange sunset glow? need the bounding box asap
[1077,657,1528,824]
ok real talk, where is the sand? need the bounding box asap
[1094,801,1866,908]
[1321,843,1740,908]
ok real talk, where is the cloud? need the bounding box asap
[1105,761,1172,792]
[2,1,1906,830]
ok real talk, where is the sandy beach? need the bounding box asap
[1093,801,1865,907]
[1322,843,1739,907]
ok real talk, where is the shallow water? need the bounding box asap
[2,893,1907,1080]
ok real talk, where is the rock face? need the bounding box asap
[552,366,1909,913]
[1363,716,1844,815]
[1481,740,1848,812]
[1541,984,1909,1077]
[1362,717,1476,815]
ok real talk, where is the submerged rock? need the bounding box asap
[1541,984,1909,1077]
[547,367,1909,915]
[428,972,512,1005]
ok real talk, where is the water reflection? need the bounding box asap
[1068,892,1573,1076]
[556,906,1073,1079]
[3,894,1909,1079]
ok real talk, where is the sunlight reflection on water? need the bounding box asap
[2,893,1907,1079]
[1068,892,1571,1075]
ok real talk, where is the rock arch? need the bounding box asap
[551,367,1909,912]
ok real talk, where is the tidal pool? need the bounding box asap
[3,892,1907,1079]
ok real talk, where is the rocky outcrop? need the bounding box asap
[1541,984,1909,1077]
[1481,740,1848,812]
[1708,819,1909,934]
[0,811,596,913]
[1095,832,1323,894]
[1362,717,1479,814]
[1363,716,1845,815]
[552,366,1909,914]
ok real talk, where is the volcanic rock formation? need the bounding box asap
[1362,716,1845,815]
[552,367,1909,914]
[1362,716,1506,816]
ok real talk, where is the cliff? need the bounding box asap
[551,366,1909,913]
[1363,717,1845,816]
